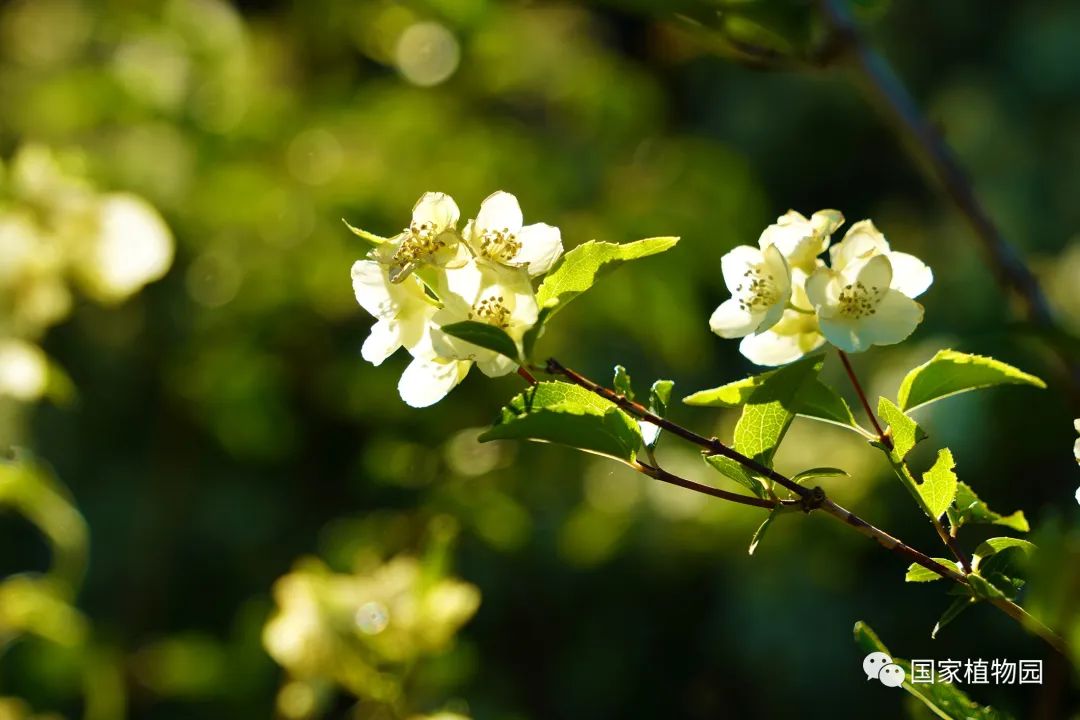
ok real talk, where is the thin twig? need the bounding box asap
[837,351,973,573]
[542,357,1067,651]
[634,460,792,511]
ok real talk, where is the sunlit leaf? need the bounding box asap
[974,537,1036,562]
[918,448,958,521]
[877,397,925,460]
[641,379,674,449]
[479,381,642,461]
[612,365,634,401]
[732,356,822,470]
[904,558,958,583]
[791,467,848,484]
[897,350,1046,412]
[947,482,1029,533]
[748,507,784,555]
[342,219,389,247]
[704,454,766,498]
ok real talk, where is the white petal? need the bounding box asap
[412,192,459,232]
[810,209,844,236]
[709,298,762,339]
[513,223,563,276]
[830,219,888,271]
[860,290,924,347]
[397,357,470,408]
[351,260,395,319]
[817,316,865,353]
[804,267,838,311]
[361,320,401,366]
[855,253,893,293]
[887,251,933,298]
[477,354,516,378]
[475,191,523,234]
[761,243,792,297]
[740,330,808,366]
[720,245,764,293]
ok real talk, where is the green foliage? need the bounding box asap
[612,365,634,401]
[702,357,822,496]
[441,321,521,363]
[534,237,679,317]
[853,622,1012,720]
[876,397,926,460]
[683,372,864,434]
[897,350,1046,411]
[933,596,976,639]
[947,482,1029,533]
[904,559,958,583]
[791,467,848,484]
[974,537,1036,561]
[479,381,642,461]
[748,507,785,556]
[731,357,822,471]
[917,448,958,521]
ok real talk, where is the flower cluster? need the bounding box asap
[710,210,932,365]
[351,191,562,407]
[0,145,174,402]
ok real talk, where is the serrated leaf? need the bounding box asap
[932,596,976,639]
[947,482,1029,533]
[704,454,766,498]
[343,219,389,247]
[791,467,848,484]
[905,558,957,583]
[613,365,634,401]
[732,356,822,470]
[918,448,958,521]
[441,321,521,363]
[854,621,1012,719]
[748,507,783,555]
[683,374,863,434]
[479,381,642,461]
[898,350,1046,412]
[641,379,674,449]
[974,537,1036,562]
[877,397,926,459]
[535,237,679,315]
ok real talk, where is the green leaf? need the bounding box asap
[877,397,926,460]
[342,219,389,247]
[918,448,958,521]
[704,454,766,499]
[748,507,783,555]
[732,356,822,470]
[534,237,679,316]
[854,621,1012,720]
[932,596,976,639]
[791,467,848,484]
[612,365,634,401]
[441,321,521,363]
[684,374,863,434]
[946,482,1029,533]
[905,558,957,583]
[641,379,674,450]
[897,350,1046,412]
[974,537,1036,562]
[479,381,642,461]
[967,574,1007,601]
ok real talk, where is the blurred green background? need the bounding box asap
[1,0,1078,718]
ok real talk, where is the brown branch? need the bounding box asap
[541,357,1070,651]
[634,460,791,511]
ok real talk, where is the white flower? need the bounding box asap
[385,192,466,282]
[739,269,826,366]
[758,209,844,272]
[431,259,538,378]
[396,355,472,409]
[351,255,437,366]
[829,220,932,298]
[463,191,563,276]
[0,339,48,401]
[709,244,791,339]
[805,254,924,353]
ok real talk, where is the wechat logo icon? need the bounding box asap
[864,652,906,687]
